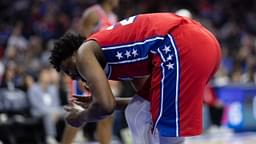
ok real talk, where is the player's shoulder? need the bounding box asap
[126,12,180,25]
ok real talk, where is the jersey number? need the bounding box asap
[107,16,136,30]
[120,16,136,25]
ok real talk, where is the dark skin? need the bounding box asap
[62,40,147,127]
[62,40,115,126]
[76,41,115,114]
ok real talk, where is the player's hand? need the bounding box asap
[72,95,92,109]
[82,82,91,92]
[64,104,86,128]
[78,79,91,92]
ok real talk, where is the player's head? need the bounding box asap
[49,32,84,80]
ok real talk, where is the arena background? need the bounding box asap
[0,0,256,144]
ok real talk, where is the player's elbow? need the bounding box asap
[102,99,116,114]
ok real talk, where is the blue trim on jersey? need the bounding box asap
[73,81,84,95]
[102,36,164,65]
[103,64,112,79]
[169,34,181,137]
[101,35,165,49]
[153,34,181,137]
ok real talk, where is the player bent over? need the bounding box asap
[49,13,221,144]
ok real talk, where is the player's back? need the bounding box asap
[89,13,193,47]
[88,13,194,80]
[138,13,191,37]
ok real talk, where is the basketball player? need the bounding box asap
[61,0,120,144]
[50,13,221,144]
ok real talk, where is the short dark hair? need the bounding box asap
[49,32,84,72]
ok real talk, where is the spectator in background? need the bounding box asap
[5,22,28,65]
[242,56,256,83]
[79,0,118,37]
[238,33,256,83]
[27,68,65,144]
[213,64,230,86]
[0,56,4,84]
[0,62,20,90]
[21,35,44,75]
[7,21,27,51]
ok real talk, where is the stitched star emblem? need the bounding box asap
[115,51,123,60]
[132,49,138,57]
[166,62,174,70]
[163,45,171,54]
[167,54,174,61]
[125,50,131,58]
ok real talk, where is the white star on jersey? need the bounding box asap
[132,49,138,57]
[115,51,123,60]
[166,62,174,70]
[167,54,174,61]
[125,50,131,58]
[163,45,171,54]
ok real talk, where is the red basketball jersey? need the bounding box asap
[88,13,191,81]
[88,13,221,137]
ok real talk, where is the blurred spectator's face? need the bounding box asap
[6,47,16,60]
[13,22,23,36]
[25,75,34,88]
[6,67,15,81]
[39,69,51,85]
[241,34,254,48]
[231,71,242,83]
[29,36,42,53]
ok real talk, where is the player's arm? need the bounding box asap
[80,9,99,37]
[73,95,132,111]
[74,40,116,123]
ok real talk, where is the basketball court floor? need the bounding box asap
[185,132,256,144]
[79,131,256,144]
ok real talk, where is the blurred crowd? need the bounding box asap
[0,0,255,90]
[0,0,255,143]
